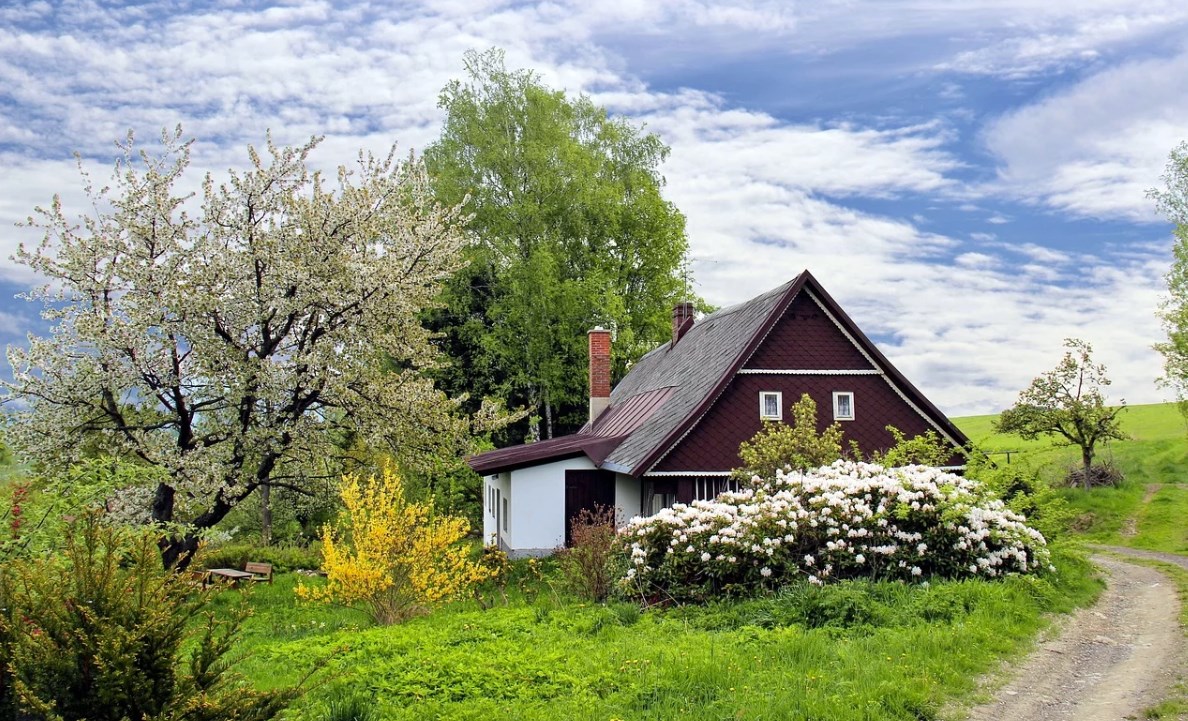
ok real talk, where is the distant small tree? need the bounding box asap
[995,339,1126,491]
[296,467,492,625]
[734,394,844,480]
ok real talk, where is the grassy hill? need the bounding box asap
[954,402,1188,553]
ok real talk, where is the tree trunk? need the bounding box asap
[260,483,272,547]
[545,394,554,440]
[159,534,201,571]
[152,480,242,571]
[1081,445,1094,492]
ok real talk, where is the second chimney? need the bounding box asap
[588,327,612,423]
[672,302,695,347]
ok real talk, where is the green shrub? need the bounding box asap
[320,689,378,721]
[621,461,1051,604]
[556,506,617,602]
[196,542,322,572]
[0,514,306,720]
[967,457,1073,541]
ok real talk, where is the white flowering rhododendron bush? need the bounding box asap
[621,461,1051,603]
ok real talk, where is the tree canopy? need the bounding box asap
[3,128,492,566]
[1150,142,1188,418]
[994,338,1126,490]
[423,49,692,442]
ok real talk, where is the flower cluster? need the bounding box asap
[619,461,1050,603]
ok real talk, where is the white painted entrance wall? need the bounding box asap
[614,473,642,527]
[482,472,510,547]
[485,461,645,557]
[506,456,596,557]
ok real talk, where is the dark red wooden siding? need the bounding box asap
[653,287,963,473]
[653,374,959,471]
[745,293,874,371]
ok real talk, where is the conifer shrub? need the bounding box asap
[619,461,1051,604]
[0,514,303,720]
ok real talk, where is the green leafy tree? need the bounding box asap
[424,48,691,441]
[995,339,1126,491]
[734,393,844,480]
[870,426,959,468]
[1150,142,1188,419]
[2,128,501,567]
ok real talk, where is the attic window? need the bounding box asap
[759,391,782,420]
[833,391,855,421]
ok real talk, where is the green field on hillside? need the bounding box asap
[954,402,1188,553]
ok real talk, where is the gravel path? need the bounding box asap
[962,551,1184,721]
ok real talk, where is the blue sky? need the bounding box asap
[1,0,1186,416]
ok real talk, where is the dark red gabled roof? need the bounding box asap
[467,270,970,478]
[467,433,626,475]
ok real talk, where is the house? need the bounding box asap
[468,270,970,557]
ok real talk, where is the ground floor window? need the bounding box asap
[649,492,676,516]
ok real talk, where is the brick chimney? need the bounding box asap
[672,301,695,347]
[588,327,612,423]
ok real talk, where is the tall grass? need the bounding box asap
[223,550,1099,721]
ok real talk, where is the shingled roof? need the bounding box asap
[466,270,969,477]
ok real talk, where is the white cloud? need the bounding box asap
[984,49,1188,221]
[0,0,1179,418]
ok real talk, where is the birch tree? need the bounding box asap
[1150,142,1188,417]
[424,49,690,441]
[3,128,485,567]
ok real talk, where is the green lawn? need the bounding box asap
[222,550,1099,721]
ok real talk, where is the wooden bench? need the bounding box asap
[244,562,273,584]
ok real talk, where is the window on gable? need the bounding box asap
[759,391,782,420]
[833,391,855,421]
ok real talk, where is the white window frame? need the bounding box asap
[833,391,855,421]
[759,391,782,420]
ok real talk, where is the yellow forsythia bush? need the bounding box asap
[296,467,492,624]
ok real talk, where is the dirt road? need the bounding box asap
[963,551,1184,721]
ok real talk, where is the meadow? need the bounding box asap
[954,402,1188,554]
[219,550,1098,721]
[5,402,1187,720]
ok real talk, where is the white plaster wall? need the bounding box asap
[614,473,642,528]
[482,472,510,548]
[508,456,595,554]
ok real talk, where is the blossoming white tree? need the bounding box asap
[3,128,484,566]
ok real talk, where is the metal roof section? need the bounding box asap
[588,386,676,437]
[467,433,627,476]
